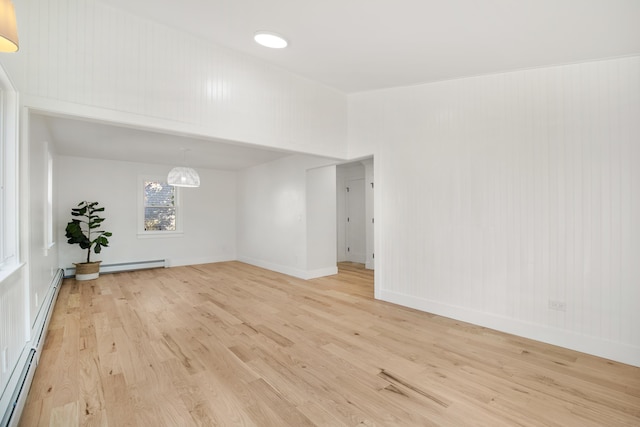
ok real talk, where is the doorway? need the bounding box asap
[336,159,374,269]
[346,177,366,263]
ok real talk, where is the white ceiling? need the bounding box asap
[45,0,640,169]
[104,0,640,93]
[40,114,292,170]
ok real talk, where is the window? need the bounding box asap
[138,176,182,237]
[0,65,19,278]
[44,142,54,250]
[0,92,4,265]
[144,180,176,231]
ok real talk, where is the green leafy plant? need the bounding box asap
[65,201,113,263]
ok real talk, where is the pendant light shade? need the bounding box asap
[0,0,19,52]
[167,166,200,187]
[168,148,200,187]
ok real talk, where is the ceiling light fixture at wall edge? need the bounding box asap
[0,0,19,52]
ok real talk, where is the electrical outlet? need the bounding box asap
[548,300,566,312]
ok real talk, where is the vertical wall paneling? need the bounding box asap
[349,56,640,366]
[0,269,27,395]
[237,155,338,279]
[28,115,60,328]
[0,63,28,405]
[1,0,348,159]
[306,165,338,277]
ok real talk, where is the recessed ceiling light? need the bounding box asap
[254,31,288,49]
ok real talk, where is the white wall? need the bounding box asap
[0,0,347,159]
[57,157,237,270]
[1,86,62,416]
[306,165,337,273]
[0,269,27,404]
[0,63,28,419]
[27,115,59,326]
[0,0,347,279]
[349,56,640,366]
[237,155,337,279]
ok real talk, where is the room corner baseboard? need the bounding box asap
[237,256,337,280]
[304,266,339,280]
[379,289,640,368]
[165,256,235,268]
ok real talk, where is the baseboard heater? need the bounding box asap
[1,268,64,427]
[33,269,64,356]
[0,349,36,427]
[64,259,166,278]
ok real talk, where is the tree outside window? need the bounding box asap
[144,180,176,231]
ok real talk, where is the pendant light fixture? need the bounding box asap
[168,148,200,187]
[0,0,19,52]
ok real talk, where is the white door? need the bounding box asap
[346,178,366,263]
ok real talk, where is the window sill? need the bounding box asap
[0,262,26,284]
[137,231,184,239]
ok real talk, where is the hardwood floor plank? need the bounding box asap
[18,261,640,426]
[78,351,106,425]
[189,369,258,426]
[49,401,78,427]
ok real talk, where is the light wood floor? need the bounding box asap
[19,262,640,426]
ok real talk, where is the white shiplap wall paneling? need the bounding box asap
[5,0,347,158]
[0,270,27,394]
[351,56,640,366]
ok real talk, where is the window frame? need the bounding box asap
[0,66,20,279]
[43,141,55,252]
[137,175,183,238]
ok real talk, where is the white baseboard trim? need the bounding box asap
[237,256,337,280]
[64,259,166,277]
[64,257,237,276]
[305,266,339,280]
[165,256,234,268]
[379,289,640,368]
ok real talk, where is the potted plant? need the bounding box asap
[65,201,113,281]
